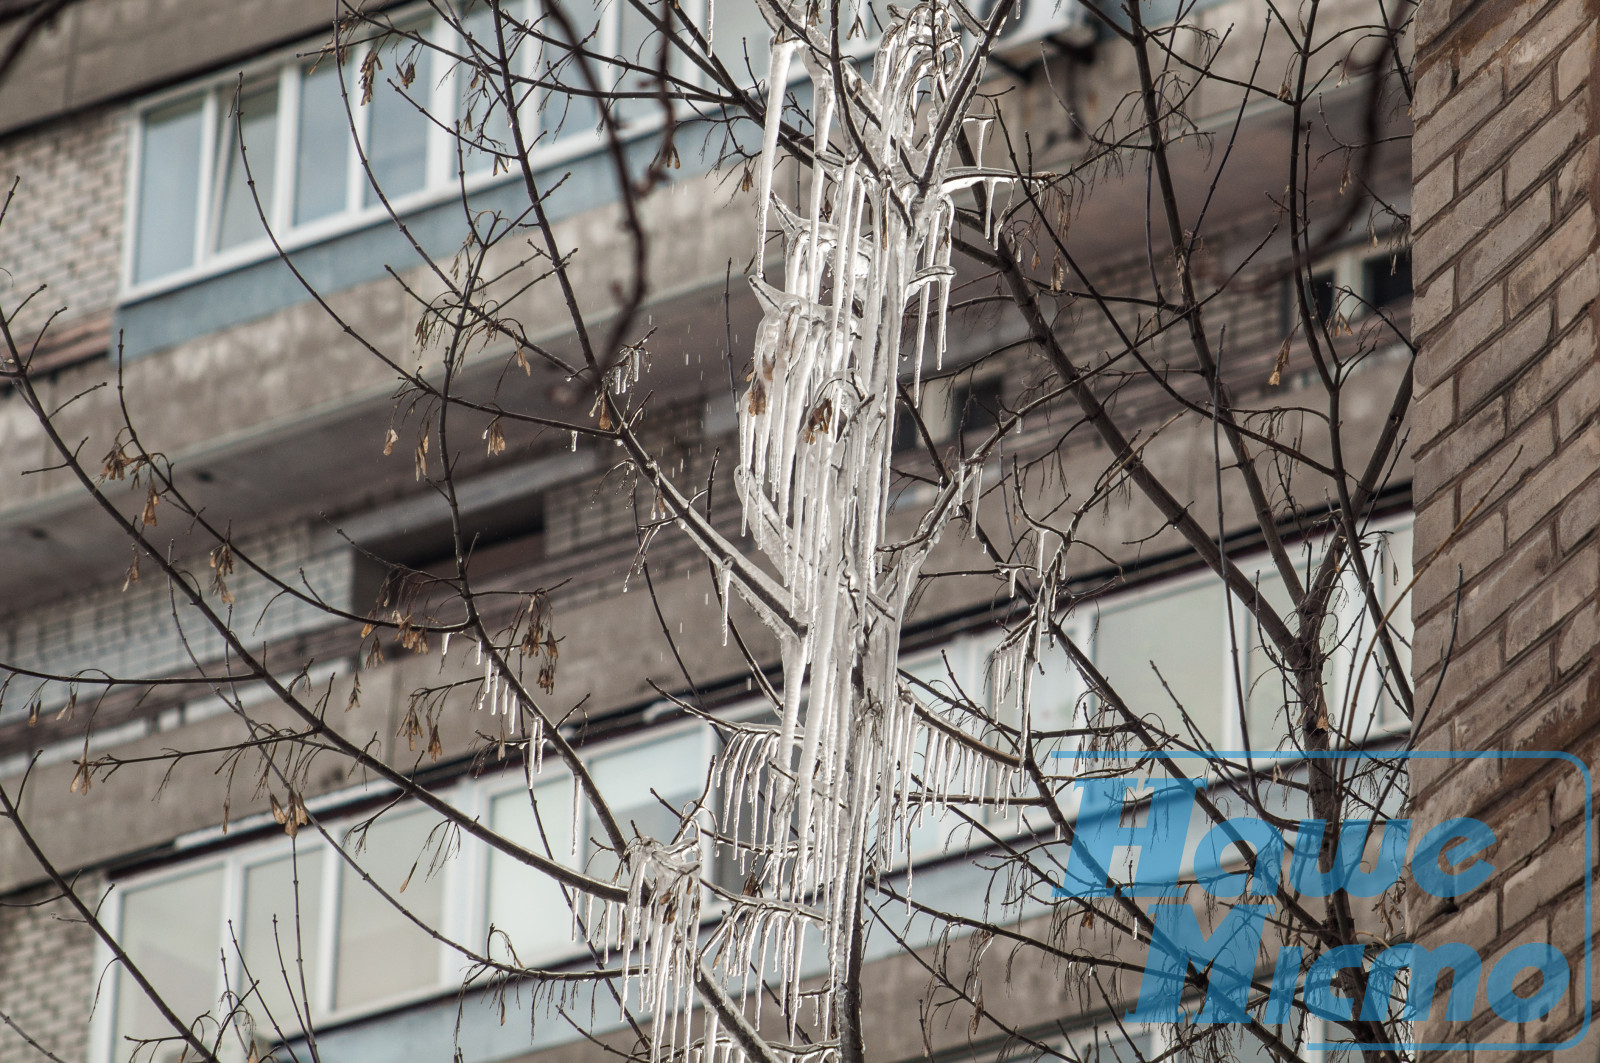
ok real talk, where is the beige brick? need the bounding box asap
[1509,205,1598,316]
[1428,624,1503,708]
[1416,177,1504,289]
[1414,156,1456,230]
[1555,597,1599,675]
[1555,250,1599,327]
[1413,266,1455,337]
[1413,57,1454,120]
[1457,643,1555,748]
[1506,551,1600,658]
[1507,667,1597,761]
[1459,527,1555,645]
[1413,62,1505,177]
[1460,188,1553,300]
[1416,281,1503,389]
[1507,94,1589,201]
[1551,734,1597,823]
[1510,0,1592,88]
[1556,24,1596,100]
[1414,608,1460,676]
[1410,749,1504,834]
[1556,364,1600,439]
[1507,424,1600,541]
[1459,304,1552,415]
[1418,395,1506,497]
[1556,475,1600,555]
[1459,413,1555,517]
[1460,72,1553,190]
[1414,379,1456,450]
[1509,317,1593,428]
[1414,491,1458,564]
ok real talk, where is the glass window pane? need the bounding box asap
[989,635,1082,738]
[114,868,225,1063]
[362,29,431,206]
[214,84,279,252]
[240,850,324,1035]
[333,809,446,1010]
[485,780,578,963]
[710,0,771,82]
[539,7,601,141]
[1380,523,1413,725]
[1243,570,1297,744]
[295,62,352,225]
[459,5,517,174]
[586,729,705,879]
[133,99,205,284]
[614,0,660,125]
[1095,580,1225,744]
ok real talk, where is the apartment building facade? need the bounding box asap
[3,0,1577,1061]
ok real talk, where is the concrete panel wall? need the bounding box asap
[0,0,380,136]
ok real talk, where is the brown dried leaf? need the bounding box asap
[360,49,381,106]
[1268,338,1290,387]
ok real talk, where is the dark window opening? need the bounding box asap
[1363,249,1412,309]
[362,493,547,582]
[1305,269,1337,327]
[893,396,924,454]
[955,377,1006,446]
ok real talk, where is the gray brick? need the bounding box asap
[1459,187,1553,300]
[1509,205,1598,316]
[1459,72,1553,191]
[1458,303,1552,415]
[1413,62,1504,176]
[1507,423,1600,541]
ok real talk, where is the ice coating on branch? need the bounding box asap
[637,3,1016,1060]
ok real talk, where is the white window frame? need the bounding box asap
[118,0,773,302]
[90,718,718,1063]
[1300,240,1412,330]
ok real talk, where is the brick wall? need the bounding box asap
[0,525,355,724]
[0,107,126,352]
[1409,0,1600,1052]
[0,872,102,1063]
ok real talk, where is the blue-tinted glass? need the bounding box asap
[539,4,600,140]
[711,0,772,81]
[363,31,431,206]
[134,99,205,283]
[615,0,659,125]
[214,84,279,251]
[296,62,352,224]
[460,5,517,173]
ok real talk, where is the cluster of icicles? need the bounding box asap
[486,3,1047,1060]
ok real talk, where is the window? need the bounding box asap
[955,376,1006,447]
[483,726,711,962]
[124,0,777,293]
[1362,249,1412,310]
[1093,577,1227,743]
[333,809,448,1009]
[98,722,716,1062]
[1286,243,1412,335]
[112,867,227,1063]
[239,850,325,1038]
